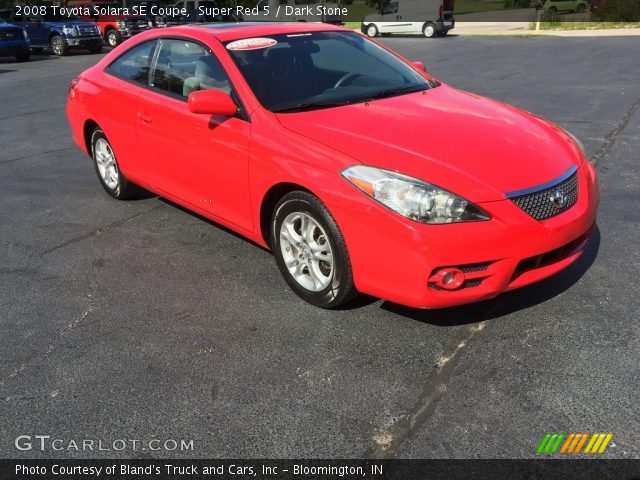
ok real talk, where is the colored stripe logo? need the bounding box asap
[537,433,613,455]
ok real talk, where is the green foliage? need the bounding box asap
[503,0,531,8]
[365,0,389,11]
[593,0,640,21]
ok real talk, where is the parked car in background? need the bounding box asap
[3,8,102,55]
[66,0,152,48]
[172,0,240,23]
[362,0,454,38]
[130,0,185,27]
[0,18,31,61]
[543,0,589,14]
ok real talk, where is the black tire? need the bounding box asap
[423,22,438,38]
[271,191,356,309]
[50,35,67,56]
[576,3,585,12]
[548,6,558,13]
[15,53,30,62]
[365,23,378,38]
[90,128,140,200]
[89,44,103,54]
[105,29,121,48]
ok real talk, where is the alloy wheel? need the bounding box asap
[279,212,334,292]
[93,137,119,190]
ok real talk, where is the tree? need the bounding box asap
[365,0,390,12]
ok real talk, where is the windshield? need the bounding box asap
[226,31,436,113]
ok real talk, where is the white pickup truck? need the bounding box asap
[241,0,344,24]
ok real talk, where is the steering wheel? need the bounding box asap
[334,73,364,89]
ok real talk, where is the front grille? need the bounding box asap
[429,278,483,291]
[0,29,21,39]
[509,167,578,221]
[512,228,591,279]
[77,26,98,36]
[459,262,490,273]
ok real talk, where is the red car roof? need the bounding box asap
[174,22,347,42]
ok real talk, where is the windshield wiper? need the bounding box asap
[273,101,351,113]
[357,85,428,102]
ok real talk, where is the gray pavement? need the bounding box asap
[0,35,638,459]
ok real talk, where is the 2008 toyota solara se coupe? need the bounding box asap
[66,22,599,309]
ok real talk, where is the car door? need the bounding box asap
[378,2,413,33]
[102,39,158,183]
[10,11,37,43]
[136,37,253,231]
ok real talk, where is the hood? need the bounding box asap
[275,84,580,203]
[46,20,98,28]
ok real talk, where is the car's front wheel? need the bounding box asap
[90,128,139,200]
[50,35,67,56]
[106,29,121,48]
[271,191,355,308]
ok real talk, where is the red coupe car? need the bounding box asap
[66,22,599,309]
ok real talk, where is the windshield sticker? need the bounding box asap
[226,38,277,51]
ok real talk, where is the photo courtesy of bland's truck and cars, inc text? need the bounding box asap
[1,0,639,478]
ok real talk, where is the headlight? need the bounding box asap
[62,26,77,36]
[148,20,154,27]
[342,165,490,224]
[116,21,126,28]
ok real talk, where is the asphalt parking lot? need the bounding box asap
[1,35,639,459]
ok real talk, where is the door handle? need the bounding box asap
[137,113,152,124]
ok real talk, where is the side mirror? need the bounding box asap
[188,89,237,116]
[412,61,426,73]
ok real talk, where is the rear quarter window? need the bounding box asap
[106,40,157,86]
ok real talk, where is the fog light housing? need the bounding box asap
[430,268,465,290]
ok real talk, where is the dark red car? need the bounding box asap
[66,23,599,309]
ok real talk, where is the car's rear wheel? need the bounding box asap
[548,6,558,13]
[50,35,67,56]
[90,129,139,200]
[366,24,378,37]
[271,191,355,308]
[576,3,586,12]
[423,22,438,38]
[106,29,121,47]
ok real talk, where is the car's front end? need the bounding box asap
[329,159,597,308]
[0,22,31,60]
[58,22,103,50]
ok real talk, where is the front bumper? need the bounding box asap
[436,17,455,31]
[65,35,102,49]
[0,42,30,57]
[330,160,599,309]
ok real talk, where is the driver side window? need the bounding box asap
[150,39,231,99]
